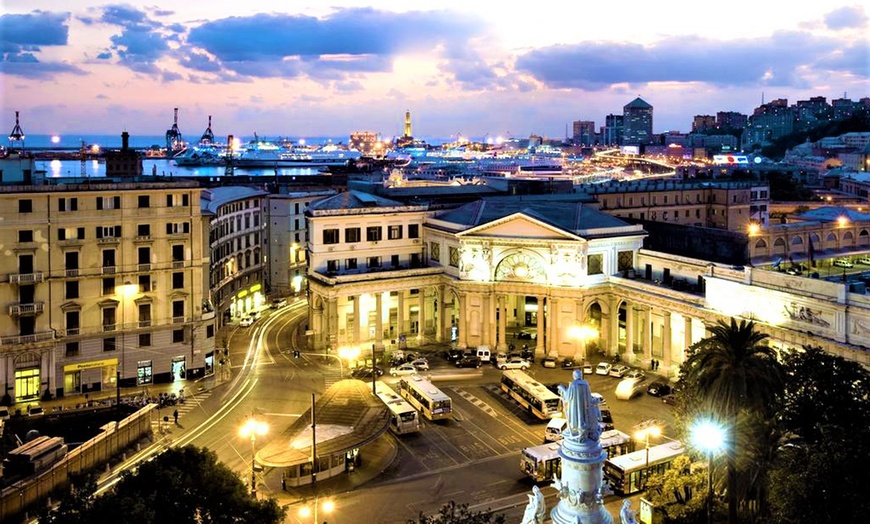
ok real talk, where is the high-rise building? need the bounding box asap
[572,120,596,146]
[692,115,716,133]
[622,97,653,146]
[602,114,623,146]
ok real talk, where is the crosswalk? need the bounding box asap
[453,386,499,418]
[150,389,213,430]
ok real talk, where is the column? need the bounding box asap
[548,297,559,356]
[625,303,635,359]
[684,316,693,354]
[397,292,405,339]
[535,296,545,356]
[457,293,467,348]
[436,285,445,342]
[498,295,507,351]
[662,311,672,367]
[375,292,383,344]
[488,293,498,348]
[417,288,426,343]
[351,295,361,345]
[609,298,619,357]
[643,308,652,362]
[575,299,586,360]
[326,297,338,350]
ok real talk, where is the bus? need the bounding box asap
[398,376,452,421]
[500,369,561,419]
[603,440,685,495]
[521,429,634,482]
[375,381,421,435]
[2,435,68,477]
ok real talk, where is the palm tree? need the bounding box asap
[682,318,784,524]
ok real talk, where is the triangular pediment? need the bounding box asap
[458,213,583,241]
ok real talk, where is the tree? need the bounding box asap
[681,318,784,523]
[40,445,285,524]
[645,454,708,523]
[409,501,505,524]
[766,346,870,523]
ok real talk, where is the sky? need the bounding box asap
[1,1,868,141]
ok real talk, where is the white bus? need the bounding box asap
[375,381,421,435]
[604,440,685,495]
[398,376,453,421]
[521,429,634,482]
[500,369,561,420]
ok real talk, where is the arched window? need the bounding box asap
[755,239,768,249]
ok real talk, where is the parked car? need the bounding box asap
[542,356,557,368]
[445,348,464,362]
[615,378,645,400]
[0,406,9,421]
[582,361,594,374]
[455,355,481,368]
[516,328,537,340]
[860,257,870,265]
[625,369,646,381]
[646,380,673,397]
[662,393,678,406]
[389,363,418,377]
[409,358,429,371]
[520,347,535,360]
[561,358,577,369]
[351,366,384,379]
[609,364,630,378]
[26,405,45,417]
[498,357,530,370]
[239,316,254,327]
[595,362,613,376]
[834,258,854,268]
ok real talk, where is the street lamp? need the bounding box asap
[633,423,661,489]
[239,416,268,498]
[691,418,726,524]
[299,497,334,523]
[568,324,599,362]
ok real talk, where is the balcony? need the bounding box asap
[9,302,45,316]
[102,266,117,275]
[97,237,120,244]
[172,260,185,268]
[172,316,187,324]
[65,268,80,277]
[9,272,45,284]
[61,328,80,337]
[138,263,152,272]
[0,331,55,347]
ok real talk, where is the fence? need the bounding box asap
[0,403,156,522]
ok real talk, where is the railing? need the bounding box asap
[172,261,185,268]
[0,331,55,346]
[97,237,120,244]
[65,268,79,277]
[9,272,45,284]
[8,302,45,316]
[138,263,152,272]
[102,266,116,275]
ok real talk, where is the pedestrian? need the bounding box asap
[173,409,179,424]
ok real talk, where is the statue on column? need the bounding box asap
[521,485,546,524]
[557,370,601,440]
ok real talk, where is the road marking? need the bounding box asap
[453,387,498,417]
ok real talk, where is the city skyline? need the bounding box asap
[2,1,868,140]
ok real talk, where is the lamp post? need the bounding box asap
[239,415,268,498]
[299,497,334,524]
[691,418,726,524]
[633,422,661,490]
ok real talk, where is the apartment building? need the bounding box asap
[0,156,213,402]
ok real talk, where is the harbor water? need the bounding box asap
[36,158,324,179]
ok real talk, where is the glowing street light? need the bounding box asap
[691,418,726,524]
[747,222,760,237]
[568,324,599,362]
[299,497,334,523]
[239,416,268,497]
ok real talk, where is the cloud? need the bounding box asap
[824,5,869,30]
[514,31,868,91]
[0,11,86,78]
[185,8,484,80]
[92,4,185,74]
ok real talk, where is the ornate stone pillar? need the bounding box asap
[535,296,545,356]
[498,295,507,351]
[417,288,426,343]
[609,298,619,357]
[625,303,635,359]
[684,316,693,354]
[488,292,497,348]
[436,285,445,342]
[351,295,361,345]
[375,292,383,343]
[397,291,405,339]
[457,293,467,348]
[548,297,559,356]
[326,297,338,350]
[643,308,652,362]
[663,311,672,366]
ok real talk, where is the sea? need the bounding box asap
[13,133,450,179]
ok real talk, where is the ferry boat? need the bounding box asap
[234,140,362,169]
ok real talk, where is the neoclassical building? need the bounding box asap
[307,192,870,375]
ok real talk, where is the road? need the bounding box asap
[111,302,675,523]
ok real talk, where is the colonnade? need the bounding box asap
[309,283,706,375]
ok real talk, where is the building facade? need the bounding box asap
[622,97,653,146]
[0,162,214,402]
[306,192,870,378]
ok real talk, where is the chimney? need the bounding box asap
[122,131,130,150]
